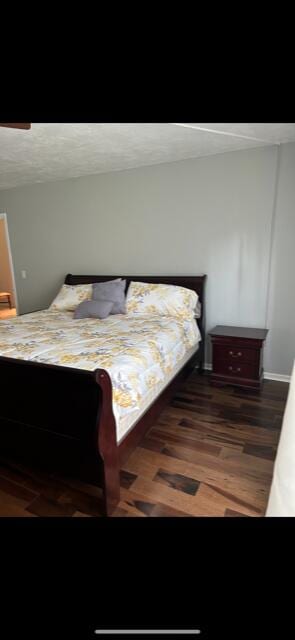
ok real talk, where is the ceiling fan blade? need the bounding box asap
[0,123,31,129]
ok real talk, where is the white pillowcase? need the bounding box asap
[126,281,199,320]
[49,284,92,311]
[194,300,202,319]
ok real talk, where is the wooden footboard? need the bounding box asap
[0,348,201,515]
[0,356,119,515]
[94,369,120,515]
[0,273,206,515]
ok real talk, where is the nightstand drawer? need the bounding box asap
[214,361,258,379]
[213,344,258,364]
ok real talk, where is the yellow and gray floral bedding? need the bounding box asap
[0,310,200,435]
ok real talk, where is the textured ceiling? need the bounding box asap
[0,123,294,190]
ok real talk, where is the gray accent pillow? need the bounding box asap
[74,299,114,319]
[92,279,126,314]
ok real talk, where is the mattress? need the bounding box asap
[0,309,201,441]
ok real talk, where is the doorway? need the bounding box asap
[0,213,18,319]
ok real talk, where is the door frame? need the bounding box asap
[0,213,19,314]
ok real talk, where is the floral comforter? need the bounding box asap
[0,310,200,426]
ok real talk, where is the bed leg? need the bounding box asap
[95,369,120,516]
[102,458,121,516]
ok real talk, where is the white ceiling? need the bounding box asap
[0,123,294,190]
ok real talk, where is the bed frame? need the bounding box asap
[0,274,206,515]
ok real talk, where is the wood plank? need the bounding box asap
[26,495,77,517]
[0,123,31,129]
[0,487,36,517]
[199,483,263,516]
[153,468,200,495]
[153,423,244,452]
[125,447,270,511]
[224,509,250,517]
[194,483,262,517]
[131,476,215,516]
[243,444,277,461]
[116,487,156,517]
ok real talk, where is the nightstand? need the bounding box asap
[209,326,268,389]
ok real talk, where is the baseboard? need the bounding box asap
[264,372,291,383]
[202,363,290,383]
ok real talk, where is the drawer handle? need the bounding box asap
[228,366,241,373]
[229,351,242,357]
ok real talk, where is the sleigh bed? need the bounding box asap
[0,274,206,515]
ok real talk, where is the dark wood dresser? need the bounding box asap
[209,325,268,389]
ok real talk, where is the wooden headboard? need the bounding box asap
[65,274,207,351]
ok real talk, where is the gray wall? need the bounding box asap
[264,143,295,376]
[0,143,294,376]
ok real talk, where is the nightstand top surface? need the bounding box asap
[209,325,268,340]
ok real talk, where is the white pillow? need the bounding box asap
[126,281,198,320]
[194,300,202,319]
[49,284,92,311]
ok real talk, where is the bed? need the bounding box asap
[0,274,206,515]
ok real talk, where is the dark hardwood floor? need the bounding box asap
[0,372,289,517]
